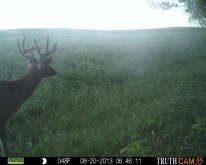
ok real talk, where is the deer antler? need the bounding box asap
[17,36,36,61]
[33,34,58,61]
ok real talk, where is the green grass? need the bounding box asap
[0,27,206,156]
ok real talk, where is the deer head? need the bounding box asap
[17,34,58,77]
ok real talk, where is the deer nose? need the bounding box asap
[53,70,57,76]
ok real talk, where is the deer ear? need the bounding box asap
[44,56,52,65]
[38,56,52,66]
[28,58,38,67]
[37,56,53,69]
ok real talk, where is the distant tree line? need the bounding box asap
[147,0,206,26]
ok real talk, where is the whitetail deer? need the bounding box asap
[0,34,58,157]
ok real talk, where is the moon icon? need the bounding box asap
[41,158,47,165]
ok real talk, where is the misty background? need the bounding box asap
[0,0,198,30]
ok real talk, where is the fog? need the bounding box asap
[0,0,198,30]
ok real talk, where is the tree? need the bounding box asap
[147,0,206,26]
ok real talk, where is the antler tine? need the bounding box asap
[17,36,36,61]
[33,34,58,60]
[46,34,49,52]
[33,38,42,56]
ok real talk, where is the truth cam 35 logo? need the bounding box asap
[157,157,204,165]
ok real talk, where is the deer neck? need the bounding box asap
[16,66,44,101]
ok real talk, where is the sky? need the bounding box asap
[0,0,198,30]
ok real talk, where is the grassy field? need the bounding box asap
[0,27,206,157]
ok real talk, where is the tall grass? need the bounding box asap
[0,27,206,156]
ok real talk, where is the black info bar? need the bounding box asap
[0,157,205,165]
